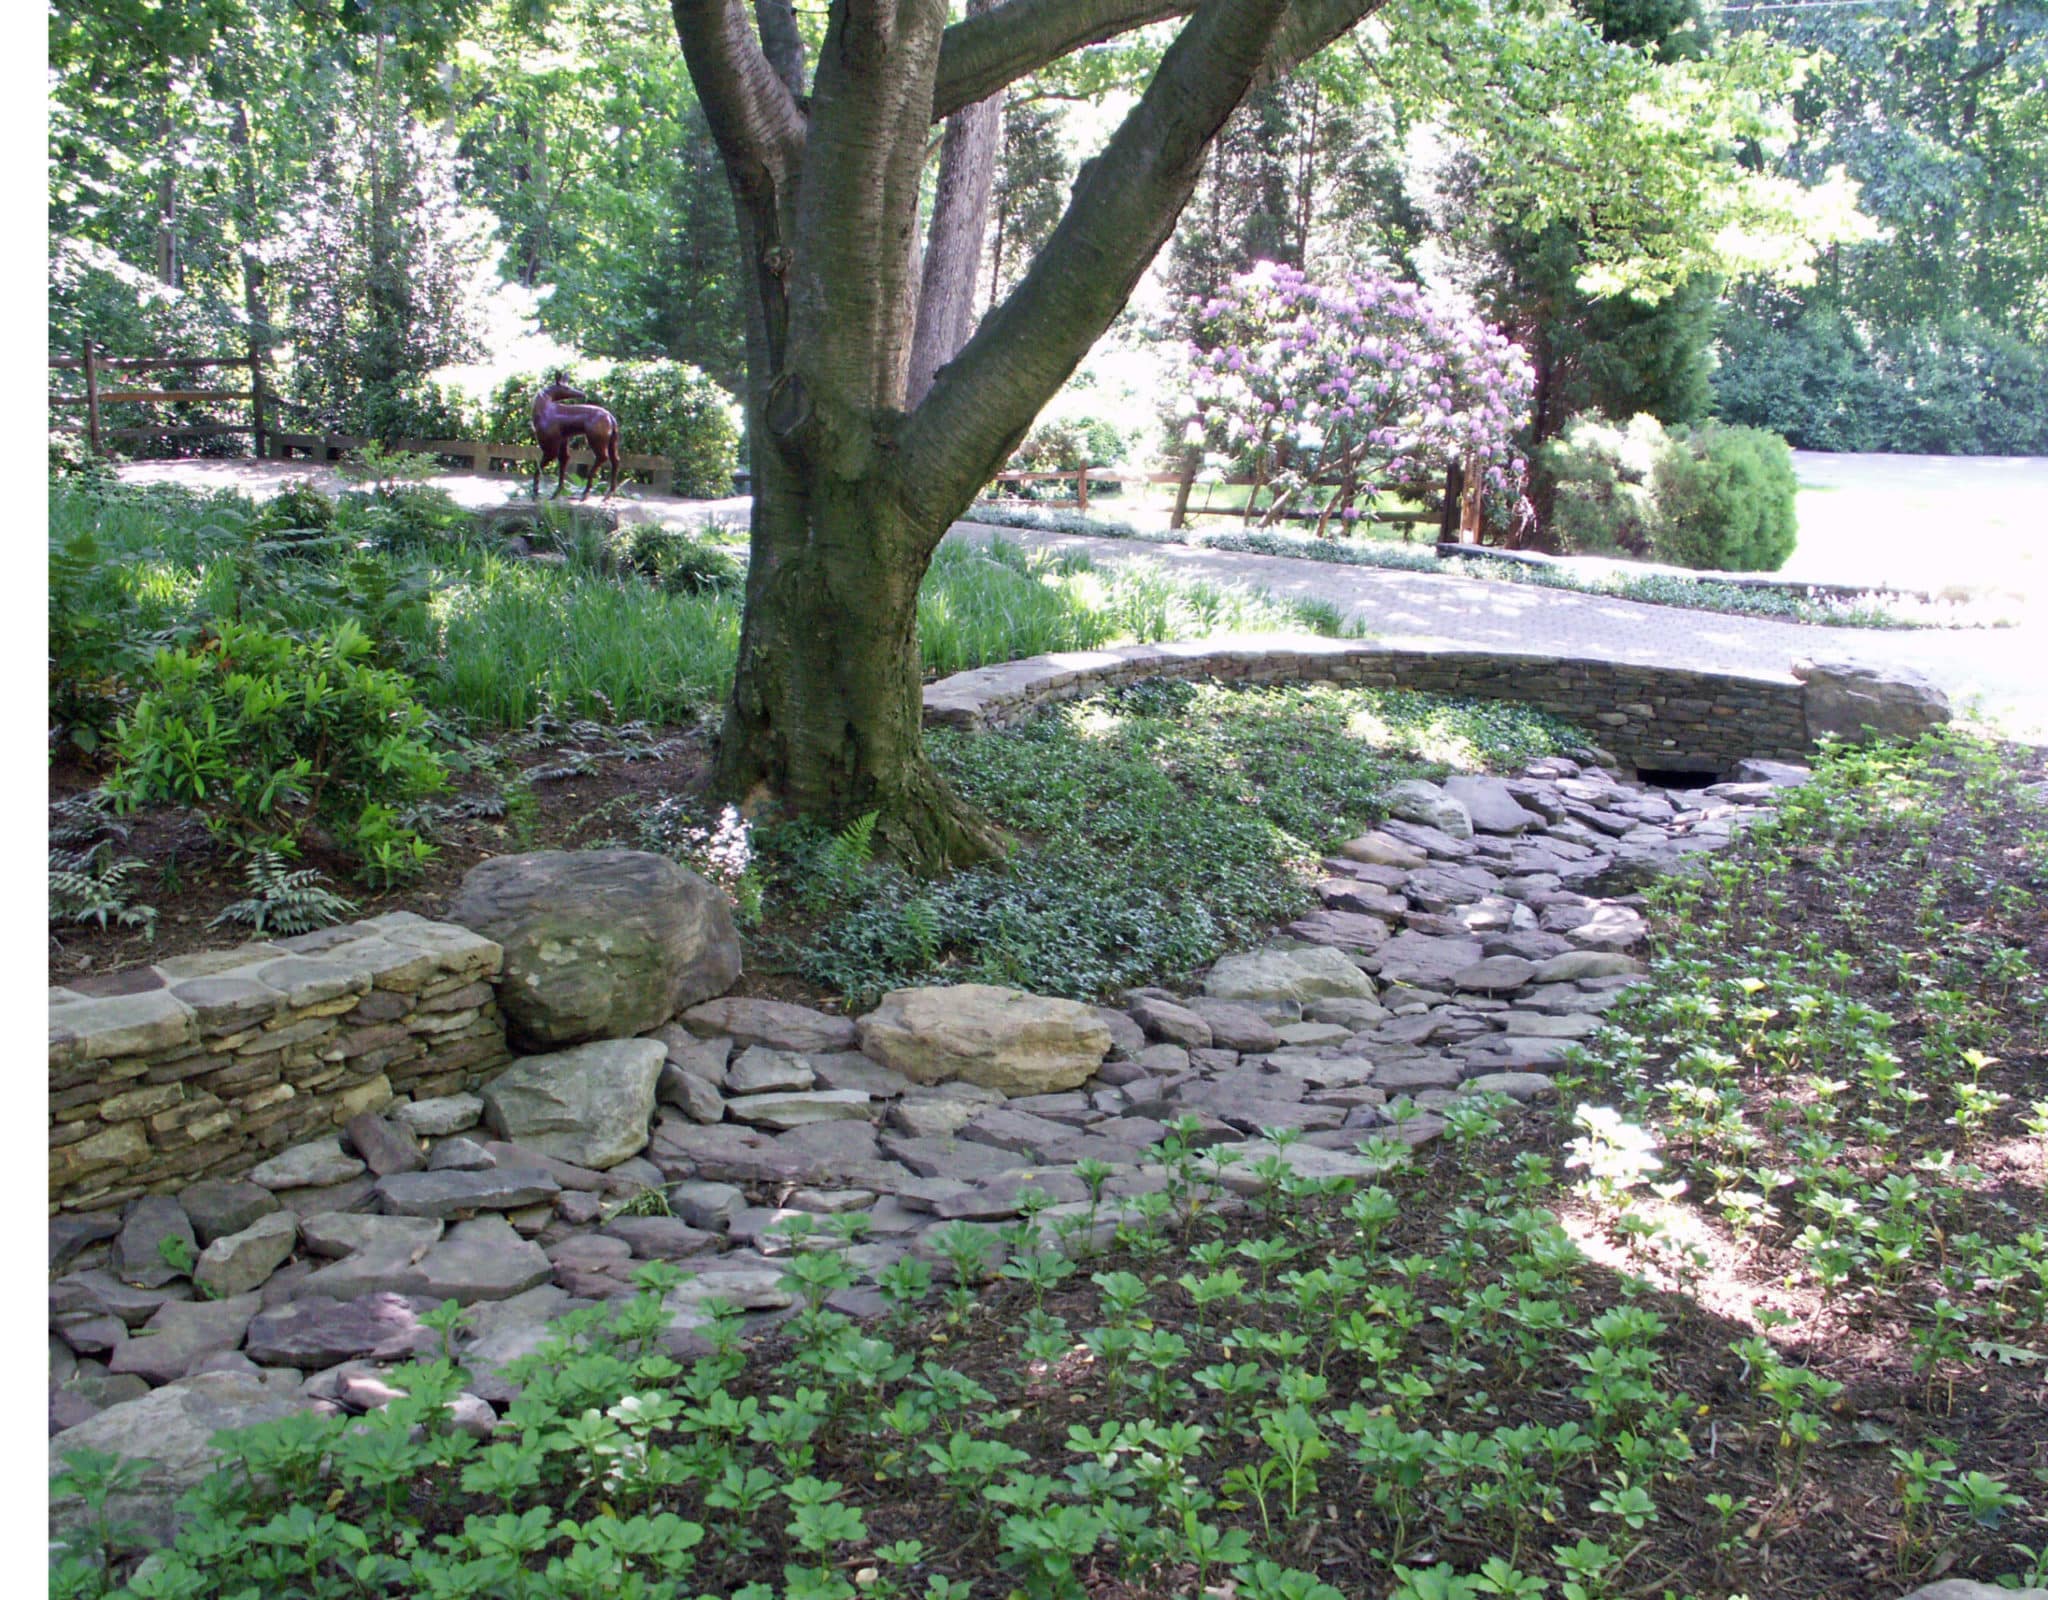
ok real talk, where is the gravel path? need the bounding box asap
[104,459,2046,742]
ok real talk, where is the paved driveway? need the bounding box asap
[945,523,2048,743]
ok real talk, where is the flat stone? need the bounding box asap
[1128,997,1212,1049]
[1201,1138,1402,1196]
[53,1270,193,1330]
[413,1217,554,1303]
[1481,930,1574,961]
[725,1045,816,1095]
[809,1052,913,1097]
[1316,877,1407,917]
[1203,945,1375,1005]
[728,1089,875,1130]
[50,1212,123,1273]
[1274,1022,1354,1047]
[959,1106,1075,1160]
[194,1213,299,1299]
[59,988,197,1063]
[668,1181,742,1231]
[1093,1007,1147,1060]
[1460,1072,1557,1103]
[657,1063,726,1123]
[602,1216,716,1259]
[1731,758,1811,787]
[1178,999,1281,1053]
[683,998,857,1054]
[1386,780,1474,839]
[1500,1010,1603,1037]
[244,1293,434,1368]
[343,1113,425,1177]
[301,1211,444,1259]
[1377,817,1475,860]
[249,1139,365,1192]
[1452,956,1538,994]
[888,1093,981,1139]
[1530,950,1644,983]
[374,1169,560,1219]
[481,1038,666,1169]
[482,1143,608,1190]
[1339,831,1427,869]
[1371,1060,1464,1092]
[1559,904,1648,953]
[1442,775,1543,835]
[1304,998,1389,1029]
[1794,658,1950,744]
[1458,1036,1578,1071]
[877,1134,1028,1181]
[1370,932,1486,989]
[428,1136,495,1171]
[1285,910,1390,951]
[113,1197,197,1290]
[109,1294,263,1386]
[394,1094,484,1137]
[858,985,1111,1096]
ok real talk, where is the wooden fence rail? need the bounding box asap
[984,464,1437,534]
[49,344,270,458]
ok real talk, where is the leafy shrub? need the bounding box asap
[616,524,746,595]
[1538,415,1665,556]
[1536,413,1797,572]
[251,479,338,539]
[487,359,742,496]
[107,619,447,880]
[208,850,358,935]
[1007,414,1131,472]
[359,377,488,445]
[1649,422,1798,573]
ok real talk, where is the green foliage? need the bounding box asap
[798,682,1581,1003]
[207,849,358,935]
[1715,302,2048,457]
[1538,415,1665,556]
[49,843,158,936]
[613,526,747,596]
[1531,414,1798,572]
[1648,421,1798,573]
[106,619,447,879]
[1007,414,1132,473]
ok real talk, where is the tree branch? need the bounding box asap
[932,0,1195,121]
[904,0,1386,524]
[753,0,807,100]
[673,0,805,187]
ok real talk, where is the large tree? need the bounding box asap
[673,0,1384,869]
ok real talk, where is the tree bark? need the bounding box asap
[907,0,1001,408]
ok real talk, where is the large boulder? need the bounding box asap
[1794,659,1950,744]
[480,1038,666,1170]
[449,850,741,1048]
[857,985,1111,1096]
[1202,946,1376,1006]
[1385,780,1474,840]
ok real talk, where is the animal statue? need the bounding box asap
[530,373,622,500]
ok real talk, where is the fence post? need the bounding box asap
[83,343,102,458]
[1076,465,1089,515]
[1458,451,1484,543]
[249,345,268,460]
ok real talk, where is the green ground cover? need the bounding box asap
[52,733,2048,1600]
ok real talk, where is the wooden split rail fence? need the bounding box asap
[269,432,680,495]
[985,464,1438,536]
[50,346,272,458]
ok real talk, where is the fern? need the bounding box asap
[208,851,358,937]
[900,895,943,966]
[49,846,157,935]
[804,812,880,912]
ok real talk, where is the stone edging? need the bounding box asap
[49,914,509,1214]
[923,634,1812,773]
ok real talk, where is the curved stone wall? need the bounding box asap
[923,635,1813,773]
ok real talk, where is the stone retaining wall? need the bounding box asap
[922,636,1813,773]
[48,914,508,1214]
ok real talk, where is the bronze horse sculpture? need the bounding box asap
[531,373,622,500]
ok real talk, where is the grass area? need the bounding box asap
[786,681,1586,1005]
[52,734,2048,1600]
[963,503,2006,628]
[49,482,1358,740]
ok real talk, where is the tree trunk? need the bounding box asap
[155,96,180,287]
[229,103,272,354]
[907,0,1001,407]
[713,448,1002,868]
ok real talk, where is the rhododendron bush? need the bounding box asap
[1182,262,1536,534]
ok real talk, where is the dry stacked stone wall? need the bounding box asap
[922,636,1812,774]
[49,913,507,1214]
